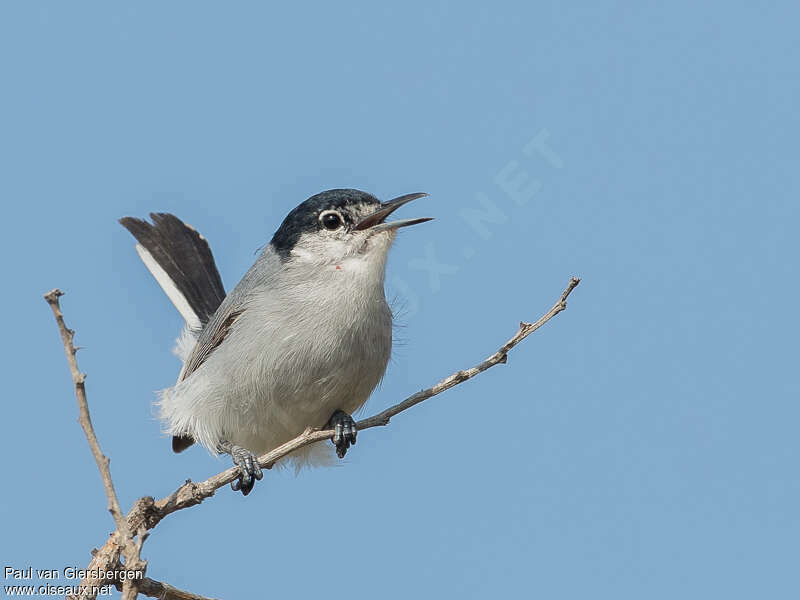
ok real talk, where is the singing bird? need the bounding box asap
[121,189,431,494]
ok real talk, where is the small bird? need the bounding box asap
[121,189,431,495]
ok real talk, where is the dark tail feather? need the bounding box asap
[120,213,226,327]
[172,434,195,454]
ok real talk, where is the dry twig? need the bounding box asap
[115,577,219,600]
[45,290,212,600]
[45,289,145,600]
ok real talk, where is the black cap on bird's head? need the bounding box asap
[270,189,431,260]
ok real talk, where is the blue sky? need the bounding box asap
[1,2,798,599]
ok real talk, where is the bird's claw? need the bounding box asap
[228,445,263,496]
[329,410,357,459]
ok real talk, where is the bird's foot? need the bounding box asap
[218,441,263,496]
[329,410,357,459]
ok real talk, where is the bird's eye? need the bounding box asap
[320,211,343,230]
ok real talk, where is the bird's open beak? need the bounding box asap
[354,192,432,232]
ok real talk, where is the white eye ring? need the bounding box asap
[319,210,344,231]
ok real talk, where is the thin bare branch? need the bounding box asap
[64,277,580,597]
[44,289,147,599]
[117,577,219,600]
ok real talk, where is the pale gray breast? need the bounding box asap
[209,253,393,433]
[265,281,393,428]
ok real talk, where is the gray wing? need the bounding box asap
[170,293,246,453]
[170,247,279,453]
[179,306,244,381]
[177,245,280,382]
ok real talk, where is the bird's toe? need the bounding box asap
[329,410,358,459]
[229,445,263,496]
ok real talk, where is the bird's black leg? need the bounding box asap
[217,441,263,496]
[328,410,358,459]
